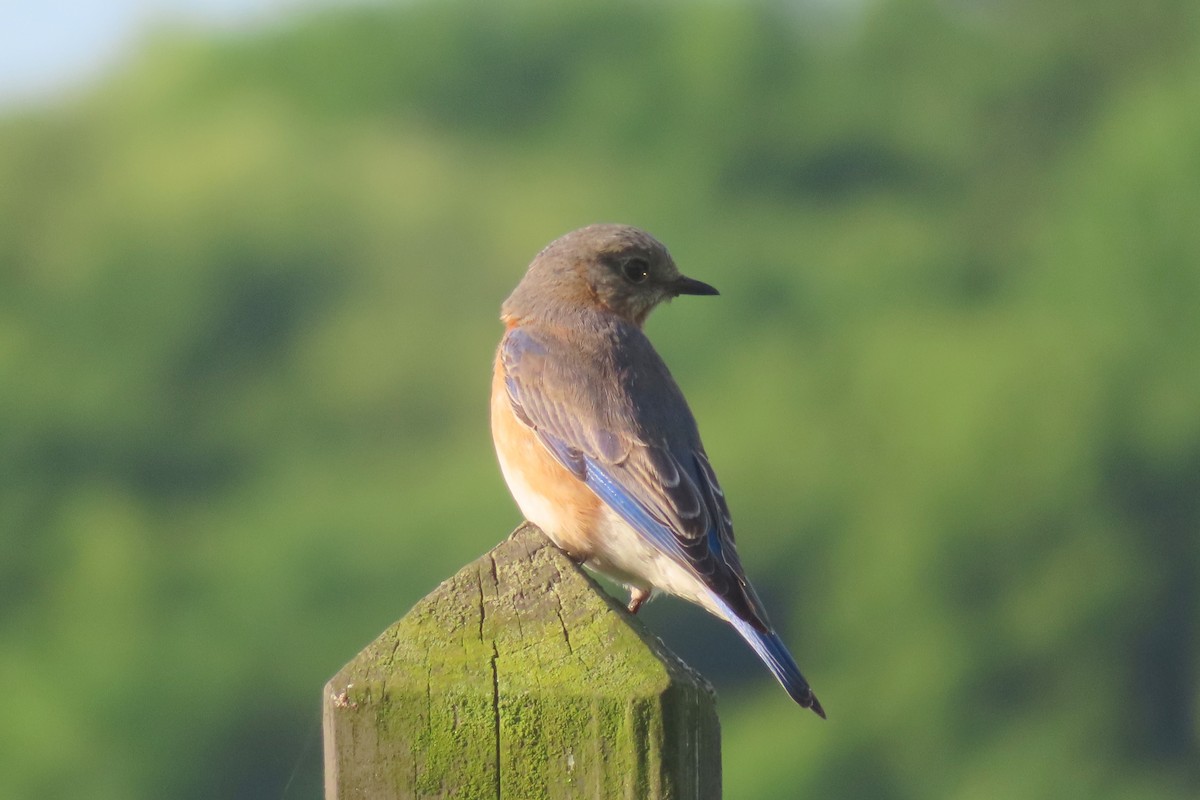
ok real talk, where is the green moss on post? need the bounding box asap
[323,523,721,799]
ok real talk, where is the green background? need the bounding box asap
[2,1,1197,797]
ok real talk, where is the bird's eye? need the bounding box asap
[622,257,650,284]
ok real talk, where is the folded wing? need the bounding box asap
[500,324,771,631]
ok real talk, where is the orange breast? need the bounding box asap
[490,350,603,559]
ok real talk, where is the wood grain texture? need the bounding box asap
[323,523,721,799]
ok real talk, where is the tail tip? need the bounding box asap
[803,691,827,720]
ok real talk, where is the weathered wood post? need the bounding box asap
[323,523,720,799]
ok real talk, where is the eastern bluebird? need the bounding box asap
[491,224,824,717]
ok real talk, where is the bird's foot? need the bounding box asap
[627,587,652,615]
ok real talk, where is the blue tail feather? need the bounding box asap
[580,455,825,716]
[722,603,825,718]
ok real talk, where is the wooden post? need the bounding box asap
[323,523,721,799]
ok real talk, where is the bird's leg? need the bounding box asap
[627,587,652,615]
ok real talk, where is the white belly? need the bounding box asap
[583,504,726,621]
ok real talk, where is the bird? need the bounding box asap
[490,223,823,717]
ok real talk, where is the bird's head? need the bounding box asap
[502,224,718,327]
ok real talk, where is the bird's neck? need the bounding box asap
[502,292,644,331]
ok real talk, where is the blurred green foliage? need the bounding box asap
[1,0,1198,797]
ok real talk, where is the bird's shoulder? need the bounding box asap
[501,316,695,438]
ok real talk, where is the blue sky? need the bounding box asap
[0,0,339,107]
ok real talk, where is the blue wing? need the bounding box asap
[500,324,823,716]
[502,325,758,615]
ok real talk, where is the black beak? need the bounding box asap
[672,275,720,296]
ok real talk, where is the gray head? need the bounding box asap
[502,224,718,327]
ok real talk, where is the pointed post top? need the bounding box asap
[324,523,721,798]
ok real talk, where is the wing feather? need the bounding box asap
[501,324,770,630]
